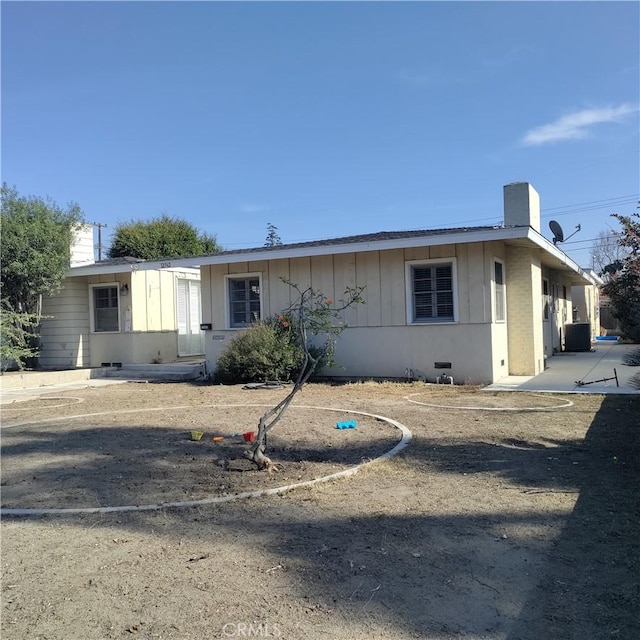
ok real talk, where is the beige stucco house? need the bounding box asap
[38,226,205,369]
[191,182,600,384]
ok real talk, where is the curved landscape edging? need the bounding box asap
[1,405,412,516]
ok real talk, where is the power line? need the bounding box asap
[541,194,639,212]
[541,199,639,218]
[228,193,639,248]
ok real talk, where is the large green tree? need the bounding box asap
[108,214,220,260]
[602,211,640,342]
[1,184,84,369]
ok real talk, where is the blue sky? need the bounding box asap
[2,1,638,267]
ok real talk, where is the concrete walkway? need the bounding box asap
[1,343,638,406]
[486,341,640,394]
[0,370,130,405]
[0,362,205,406]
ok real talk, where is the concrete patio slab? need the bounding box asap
[487,342,640,394]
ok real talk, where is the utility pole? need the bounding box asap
[91,222,108,261]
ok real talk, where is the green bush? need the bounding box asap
[215,318,306,384]
[0,303,39,371]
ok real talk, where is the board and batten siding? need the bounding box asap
[201,242,509,383]
[39,277,91,369]
[130,269,185,332]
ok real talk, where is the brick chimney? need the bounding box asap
[503,182,541,232]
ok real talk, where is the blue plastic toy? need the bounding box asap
[336,420,357,429]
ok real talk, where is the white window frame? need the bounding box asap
[89,282,121,333]
[405,258,458,325]
[224,272,264,329]
[493,259,506,323]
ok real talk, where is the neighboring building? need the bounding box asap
[40,182,601,384]
[39,226,204,369]
[572,271,603,342]
[598,292,622,335]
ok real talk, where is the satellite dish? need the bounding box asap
[549,220,564,245]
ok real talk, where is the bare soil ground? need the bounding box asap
[1,381,638,639]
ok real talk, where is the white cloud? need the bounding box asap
[521,104,638,146]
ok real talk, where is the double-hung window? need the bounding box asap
[227,275,262,328]
[91,285,120,332]
[406,260,457,323]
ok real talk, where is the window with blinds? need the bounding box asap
[411,263,454,322]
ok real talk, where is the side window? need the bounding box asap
[406,261,456,323]
[543,278,550,321]
[92,285,120,332]
[228,276,261,328]
[494,261,506,322]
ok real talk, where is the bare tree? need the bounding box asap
[591,229,630,278]
[243,280,365,471]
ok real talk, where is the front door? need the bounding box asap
[177,278,204,356]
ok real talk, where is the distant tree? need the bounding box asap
[602,211,640,342]
[108,214,220,260]
[264,222,282,247]
[0,184,84,369]
[591,229,629,279]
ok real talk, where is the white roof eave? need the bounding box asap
[526,229,601,286]
[67,227,532,275]
[66,261,201,277]
[65,225,598,286]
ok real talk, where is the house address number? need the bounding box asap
[129,261,171,270]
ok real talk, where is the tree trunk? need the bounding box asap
[243,349,318,471]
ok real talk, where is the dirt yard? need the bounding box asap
[1,381,638,639]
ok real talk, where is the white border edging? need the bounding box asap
[2,396,85,411]
[1,405,412,516]
[404,392,574,411]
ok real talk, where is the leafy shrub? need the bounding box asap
[622,347,640,367]
[0,302,40,371]
[602,212,640,344]
[215,317,306,384]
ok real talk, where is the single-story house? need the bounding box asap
[39,226,205,369]
[191,182,599,384]
[41,182,600,384]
